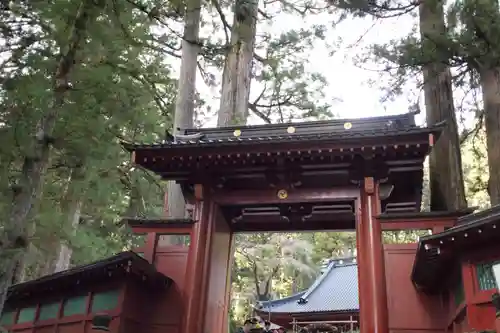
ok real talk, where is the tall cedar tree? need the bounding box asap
[0,0,97,315]
[420,0,467,210]
[330,0,467,210]
[166,0,202,218]
[217,0,258,126]
[458,0,500,205]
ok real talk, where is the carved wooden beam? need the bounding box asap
[264,170,281,188]
[349,155,389,184]
[212,187,359,205]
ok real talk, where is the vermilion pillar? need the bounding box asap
[357,177,389,333]
[183,185,214,333]
[355,195,368,332]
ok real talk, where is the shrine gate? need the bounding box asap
[4,112,500,333]
[125,112,448,333]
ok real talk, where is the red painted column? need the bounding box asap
[358,177,389,333]
[183,185,215,333]
[355,197,368,332]
[143,232,157,263]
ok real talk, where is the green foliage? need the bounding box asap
[0,0,175,280]
[462,129,490,208]
[251,27,333,122]
[0,0,345,302]
[382,230,431,244]
[0,0,343,289]
[336,0,492,211]
[344,0,500,102]
[233,233,316,302]
[301,232,356,263]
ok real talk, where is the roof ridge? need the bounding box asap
[123,125,442,150]
[457,204,500,225]
[124,125,442,151]
[419,206,500,243]
[334,262,357,267]
[256,291,306,309]
[10,251,138,288]
[180,112,418,132]
[298,260,336,304]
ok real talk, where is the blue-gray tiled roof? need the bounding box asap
[258,260,359,314]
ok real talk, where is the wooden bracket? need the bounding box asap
[194,184,203,201]
[364,177,375,195]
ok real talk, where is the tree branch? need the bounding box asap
[248,103,272,123]
[211,0,231,45]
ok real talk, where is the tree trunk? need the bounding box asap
[0,0,95,315]
[419,0,467,211]
[479,68,500,206]
[217,0,258,126]
[166,0,201,218]
[50,163,87,273]
[126,178,145,217]
[53,199,82,272]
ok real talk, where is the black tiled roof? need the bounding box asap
[182,113,417,139]
[456,204,500,225]
[7,251,171,301]
[125,127,440,151]
[123,113,444,151]
[420,205,500,242]
[256,259,358,314]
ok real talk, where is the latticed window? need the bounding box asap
[63,295,87,317]
[0,310,15,325]
[38,302,60,321]
[90,290,120,313]
[17,306,36,323]
[476,261,500,290]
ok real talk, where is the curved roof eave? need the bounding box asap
[256,291,306,309]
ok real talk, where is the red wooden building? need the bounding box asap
[2,112,500,333]
[0,251,173,333]
[413,205,500,332]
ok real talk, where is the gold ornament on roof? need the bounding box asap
[344,122,352,130]
[287,126,296,134]
[277,189,288,199]
[233,129,241,137]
